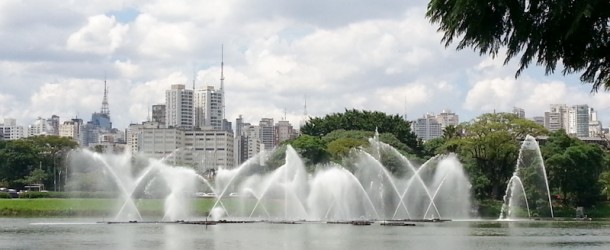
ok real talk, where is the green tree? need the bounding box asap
[457,113,547,199]
[601,171,610,200]
[427,0,610,91]
[290,135,330,168]
[0,140,41,188]
[0,136,78,190]
[19,168,48,187]
[543,131,607,207]
[301,109,421,154]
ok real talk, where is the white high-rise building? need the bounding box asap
[544,104,568,131]
[589,107,602,137]
[165,84,194,129]
[27,117,51,136]
[435,109,459,128]
[413,114,442,141]
[567,105,589,137]
[59,119,84,144]
[194,86,224,130]
[0,118,25,140]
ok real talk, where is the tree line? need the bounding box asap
[0,135,78,191]
[289,109,610,209]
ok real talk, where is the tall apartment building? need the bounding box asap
[59,118,84,145]
[48,115,60,135]
[544,104,568,132]
[259,118,275,150]
[413,110,459,141]
[233,116,298,165]
[165,84,194,129]
[544,104,599,137]
[275,120,298,145]
[194,85,224,130]
[567,105,589,137]
[413,114,442,141]
[589,107,602,137]
[28,117,51,136]
[0,118,25,140]
[435,109,459,128]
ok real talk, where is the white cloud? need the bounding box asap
[67,15,128,54]
[1,0,609,130]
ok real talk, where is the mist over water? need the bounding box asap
[69,135,473,221]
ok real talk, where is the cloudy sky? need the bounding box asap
[1,0,609,130]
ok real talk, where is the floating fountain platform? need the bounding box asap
[380,221,416,226]
[99,220,217,225]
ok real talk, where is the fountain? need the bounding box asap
[68,148,216,222]
[211,135,472,221]
[68,134,473,222]
[499,135,554,219]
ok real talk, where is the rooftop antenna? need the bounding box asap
[403,95,407,121]
[220,45,226,121]
[283,107,287,121]
[147,104,151,122]
[101,73,110,116]
[192,66,197,90]
[304,95,307,117]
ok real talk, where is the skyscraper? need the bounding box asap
[568,105,589,137]
[165,84,194,129]
[194,86,224,130]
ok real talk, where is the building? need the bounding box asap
[567,105,589,137]
[165,84,194,129]
[544,104,567,132]
[589,107,602,137]
[0,118,25,140]
[413,114,442,141]
[194,86,225,130]
[259,118,276,150]
[48,115,60,135]
[275,120,298,145]
[152,104,166,125]
[128,122,234,169]
[59,118,84,145]
[27,117,52,136]
[435,109,459,128]
[183,130,234,169]
[532,116,545,127]
[82,80,115,146]
[512,107,525,118]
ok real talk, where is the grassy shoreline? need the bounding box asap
[2,198,610,219]
[0,198,217,217]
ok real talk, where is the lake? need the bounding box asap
[1,218,609,250]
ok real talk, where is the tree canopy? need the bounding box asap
[0,135,78,190]
[543,130,607,207]
[429,112,547,199]
[300,109,421,154]
[427,0,610,91]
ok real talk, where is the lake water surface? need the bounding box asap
[1,218,609,250]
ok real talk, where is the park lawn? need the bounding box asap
[0,198,222,217]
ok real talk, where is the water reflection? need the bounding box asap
[0,219,609,250]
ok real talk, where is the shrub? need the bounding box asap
[19,192,51,199]
[0,192,12,199]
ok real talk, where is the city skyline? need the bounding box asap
[1,1,610,130]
